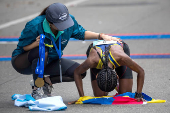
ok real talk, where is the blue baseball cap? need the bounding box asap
[46,3,74,31]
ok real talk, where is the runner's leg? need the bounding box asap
[115,41,133,94]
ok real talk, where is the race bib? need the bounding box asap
[93,40,117,46]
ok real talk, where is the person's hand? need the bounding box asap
[101,34,122,43]
[68,97,84,104]
[135,97,146,102]
[134,92,146,102]
[35,35,40,46]
[68,100,78,105]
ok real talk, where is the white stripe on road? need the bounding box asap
[0,41,18,44]
[0,0,88,30]
[65,0,88,6]
[0,13,40,30]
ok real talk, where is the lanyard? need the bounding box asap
[51,35,61,59]
[50,35,62,82]
[35,34,45,78]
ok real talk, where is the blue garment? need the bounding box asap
[11,94,67,111]
[12,14,86,62]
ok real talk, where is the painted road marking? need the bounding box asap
[1,53,170,61]
[0,0,88,30]
[0,33,170,44]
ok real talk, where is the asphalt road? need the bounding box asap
[0,0,170,113]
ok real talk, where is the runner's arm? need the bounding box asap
[74,49,98,97]
[74,57,94,97]
[119,54,145,94]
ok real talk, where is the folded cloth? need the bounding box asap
[11,94,67,111]
[75,92,166,105]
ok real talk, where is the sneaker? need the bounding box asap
[43,82,53,97]
[31,88,47,100]
[30,80,48,100]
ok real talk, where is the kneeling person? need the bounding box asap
[72,40,145,102]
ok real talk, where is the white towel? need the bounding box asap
[11,94,67,111]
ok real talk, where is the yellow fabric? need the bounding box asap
[89,47,102,69]
[95,45,121,69]
[75,96,166,104]
[90,46,103,69]
[44,44,53,48]
[96,59,103,69]
[108,51,120,67]
[89,43,123,69]
[147,99,166,103]
[75,96,100,104]
[75,96,115,104]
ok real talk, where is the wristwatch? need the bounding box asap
[135,92,143,98]
[98,33,103,40]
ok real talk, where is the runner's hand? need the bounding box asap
[68,100,78,105]
[68,97,83,104]
[135,97,146,102]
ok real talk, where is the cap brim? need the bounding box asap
[53,16,74,31]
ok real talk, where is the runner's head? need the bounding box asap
[97,67,117,92]
[93,45,117,92]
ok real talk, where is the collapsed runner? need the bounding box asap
[69,40,145,104]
